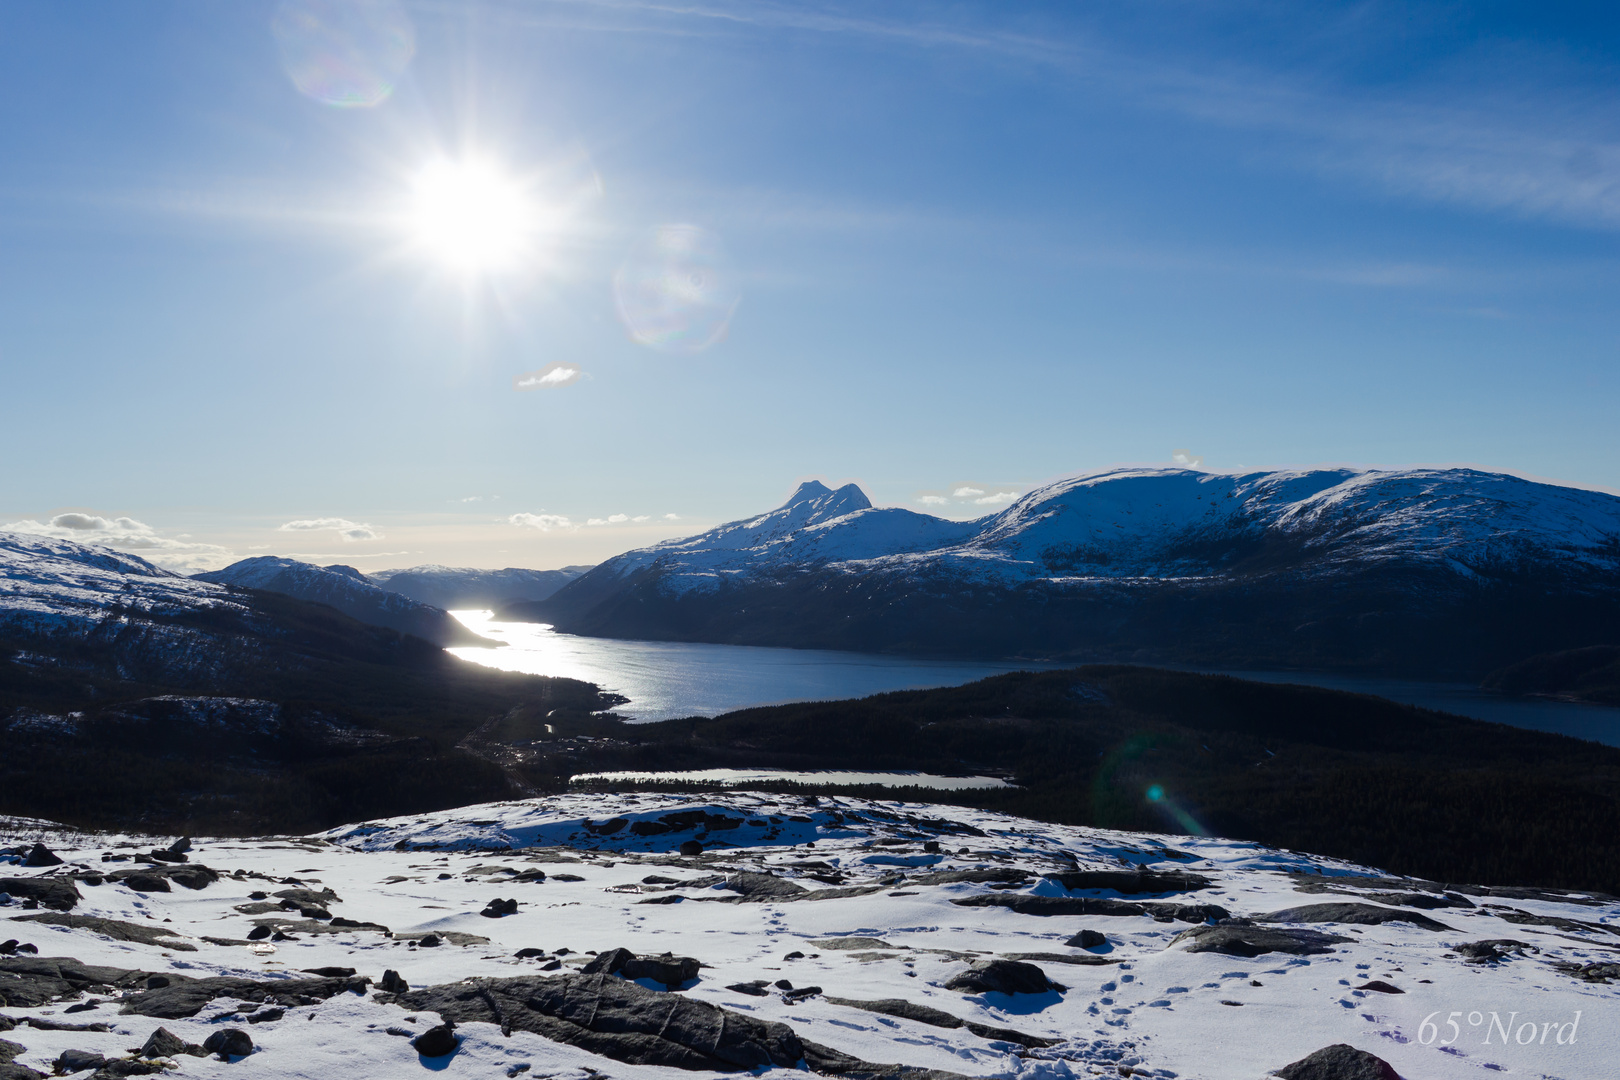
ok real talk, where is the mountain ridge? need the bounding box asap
[516,466,1620,678]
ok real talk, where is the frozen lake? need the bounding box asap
[449,611,1620,746]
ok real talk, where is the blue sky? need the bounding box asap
[2,1,1617,570]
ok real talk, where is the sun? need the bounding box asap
[408,158,538,273]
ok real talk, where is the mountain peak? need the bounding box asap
[781,480,871,514]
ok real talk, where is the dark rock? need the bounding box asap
[0,878,80,911]
[1356,981,1403,994]
[246,1007,284,1024]
[0,955,169,1008]
[64,1001,100,1013]
[811,937,896,951]
[167,838,191,854]
[583,948,699,987]
[145,849,187,864]
[300,967,356,978]
[248,892,267,900]
[412,1023,459,1058]
[783,951,805,960]
[944,959,1062,996]
[273,887,338,909]
[120,974,370,1019]
[774,979,793,990]
[815,996,1062,1048]
[678,840,703,857]
[905,869,1029,887]
[726,981,770,996]
[1455,939,1535,964]
[93,1060,169,1076]
[418,934,441,948]
[115,875,169,894]
[1043,869,1211,894]
[1259,903,1452,932]
[1066,930,1107,948]
[399,971,970,1079]
[9,914,196,951]
[379,969,409,993]
[481,898,519,918]
[951,894,1228,922]
[9,947,33,957]
[0,942,14,956]
[201,1028,253,1059]
[1272,1043,1399,1080]
[782,986,822,1003]
[55,1049,105,1072]
[20,846,61,869]
[1170,925,1354,958]
[514,948,546,959]
[137,1026,203,1058]
[245,925,271,941]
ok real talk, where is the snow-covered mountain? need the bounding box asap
[369,564,591,611]
[196,557,481,648]
[0,791,1612,1080]
[525,469,1620,677]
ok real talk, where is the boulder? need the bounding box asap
[379,969,409,993]
[943,959,1062,996]
[54,1049,105,1073]
[481,898,519,918]
[1272,1043,1400,1080]
[300,967,356,978]
[137,1026,205,1058]
[822,997,1056,1048]
[678,840,703,857]
[583,948,700,987]
[1454,939,1535,963]
[1066,930,1107,948]
[201,1028,253,1059]
[412,1023,459,1057]
[1170,924,1353,958]
[20,846,62,869]
[0,879,80,911]
[0,956,166,1008]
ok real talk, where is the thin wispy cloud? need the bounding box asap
[513,361,584,390]
[278,517,381,542]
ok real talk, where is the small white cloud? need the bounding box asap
[974,491,1020,506]
[458,496,484,503]
[664,513,680,521]
[952,486,985,498]
[586,518,607,526]
[510,512,573,531]
[632,515,650,522]
[916,494,949,506]
[513,362,583,391]
[607,513,628,523]
[247,544,269,550]
[278,517,380,542]
[0,512,232,571]
[1172,448,1205,469]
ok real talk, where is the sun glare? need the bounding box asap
[409,159,538,273]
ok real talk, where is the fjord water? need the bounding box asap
[448,611,1620,745]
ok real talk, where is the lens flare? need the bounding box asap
[272,0,415,108]
[613,225,740,354]
[409,159,538,273]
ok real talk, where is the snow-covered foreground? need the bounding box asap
[2,793,1616,1080]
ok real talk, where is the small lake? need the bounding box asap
[449,611,1620,747]
[570,769,1014,789]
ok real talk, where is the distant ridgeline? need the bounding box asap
[196,558,590,646]
[517,468,1620,680]
[0,532,617,834]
